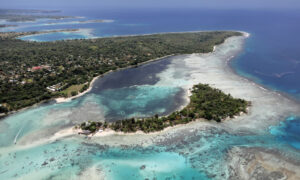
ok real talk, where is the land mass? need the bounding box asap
[0,24,17,28]
[0,9,62,14]
[78,83,249,134]
[0,9,72,22]
[0,31,242,115]
[0,14,73,22]
[0,29,78,39]
[3,31,300,180]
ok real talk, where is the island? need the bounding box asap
[78,83,249,134]
[0,24,18,28]
[0,9,62,14]
[0,14,73,22]
[0,31,242,115]
[0,9,73,22]
[0,29,79,39]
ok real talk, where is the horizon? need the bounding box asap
[1,0,300,10]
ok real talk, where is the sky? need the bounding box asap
[0,0,299,10]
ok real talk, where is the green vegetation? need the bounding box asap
[79,84,250,133]
[0,31,242,113]
[61,83,87,97]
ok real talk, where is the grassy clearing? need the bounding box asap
[61,84,85,97]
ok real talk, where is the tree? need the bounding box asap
[71,91,78,96]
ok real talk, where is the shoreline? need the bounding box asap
[227,32,300,106]
[1,30,237,119]
[69,32,251,138]
[55,74,98,103]
[2,30,300,180]
[15,28,88,40]
[53,118,207,140]
[9,32,300,151]
[83,32,299,141]
[17,29,246,42]
[55,54,176,103]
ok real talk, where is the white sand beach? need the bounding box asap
[55,74,99,103]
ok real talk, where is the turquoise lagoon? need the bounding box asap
[18,30,93,42]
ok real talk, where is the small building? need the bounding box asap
[31,65,51,72]
[32,66,42,71]
[46,83,63,92]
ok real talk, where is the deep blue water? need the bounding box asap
[270,116,300,150]
[11,9,300,101]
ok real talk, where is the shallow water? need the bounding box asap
[0,61,185,147]
[19,31,89,41]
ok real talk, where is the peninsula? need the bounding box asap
[0,31,242,115]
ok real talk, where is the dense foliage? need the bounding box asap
[80,84,249,133]
[0,31,242,113]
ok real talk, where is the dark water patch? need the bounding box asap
[87,55,188,122]
[91,57,173,92]
[99,86,186,122]
[270,116,300,150]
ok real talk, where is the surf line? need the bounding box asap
[14,124,25,144]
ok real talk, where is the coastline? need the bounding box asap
[55,54,176,103]
[68,32,300,144]
[6,31,300,144]
[1,31,238,119]
[5,31,300,143]
[54,32,250,113]
[49,118,207,142]
[55,74,98,103]
[3,32,300,180]
[51,33,251,140]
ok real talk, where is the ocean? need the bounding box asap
[9,8,300,101]
[1,8,300,179]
